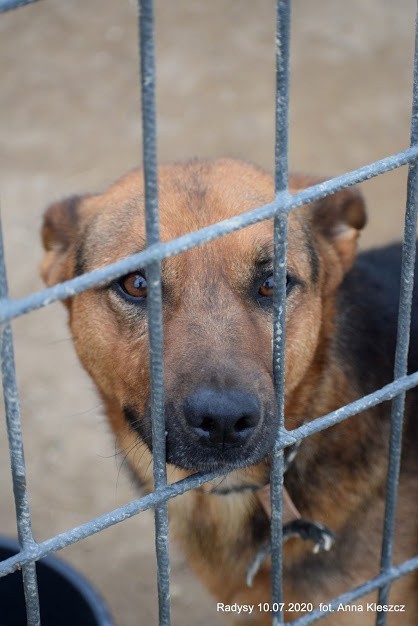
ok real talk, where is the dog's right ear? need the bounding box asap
[40,195,84,287]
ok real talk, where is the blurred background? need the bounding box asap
[0,0,416,624]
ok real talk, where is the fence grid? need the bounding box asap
[0,1,417,626]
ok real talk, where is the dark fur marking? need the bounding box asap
[250,503,270,546]
[172,161,209,212]
[337,243,418,389]
[123,405,152,450]
[74,237,87,277]
[66,196,80,224]
[301,221,320,284]
[123,405,142,435]
[286,243,418,512]
[73,213,99,277]
[306,235,320,284]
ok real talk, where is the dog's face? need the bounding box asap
[41,160,365,473]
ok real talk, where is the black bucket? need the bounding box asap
[0,536,115,626]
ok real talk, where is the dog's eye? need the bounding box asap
[258,273,291,298]
[118,272,148,301]
[259,275,274,298]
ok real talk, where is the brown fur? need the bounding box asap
[40,159,418,624]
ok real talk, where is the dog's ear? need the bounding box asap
[290,174,366,292]
[311,186,367,273]
[40,195,84,286]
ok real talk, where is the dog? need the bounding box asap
[40,159,418,624]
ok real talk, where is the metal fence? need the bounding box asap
[0,0,418,625]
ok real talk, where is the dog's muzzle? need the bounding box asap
[125,386,275,471]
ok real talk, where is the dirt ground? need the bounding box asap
[0,1,416,625]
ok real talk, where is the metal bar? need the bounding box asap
[0,215,41,625]
[138,1,171,624]
[1,146,418,326]
[0,0,42,12]
[274,0,291,193]
[270,215,287,625]
[0,371,416,579]
[0,468,225,578]
[376,4,418,622]
[277,370,418,447]
[0,5,417,626]
[288,555,418,626]
[271,1,292,623]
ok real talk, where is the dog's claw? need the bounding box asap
[246,520,335,587]
[246,540,271,588]
[311,522,335,553]
[284,440,302,473]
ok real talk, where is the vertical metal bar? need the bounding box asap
[274,0,291,194]
[376,3,418,623]
[138,1,171,625]
[0,213,41,626]
[271,1,292,625]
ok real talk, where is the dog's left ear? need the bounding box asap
[311,186,366,270]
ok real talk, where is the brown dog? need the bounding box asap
[40,159,418,625]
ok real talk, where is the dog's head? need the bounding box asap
[40,160,366,473]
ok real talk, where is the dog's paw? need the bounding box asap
[246,520,335,587]
[283,519,335,554]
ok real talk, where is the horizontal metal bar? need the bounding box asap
[1,146,418,325]
[289,554,418,626]
[276,370,418,448]
[0,0,42,12]
[0,369,416,580]
[0,468,226,578]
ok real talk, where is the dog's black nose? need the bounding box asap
[183,388,260,446]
